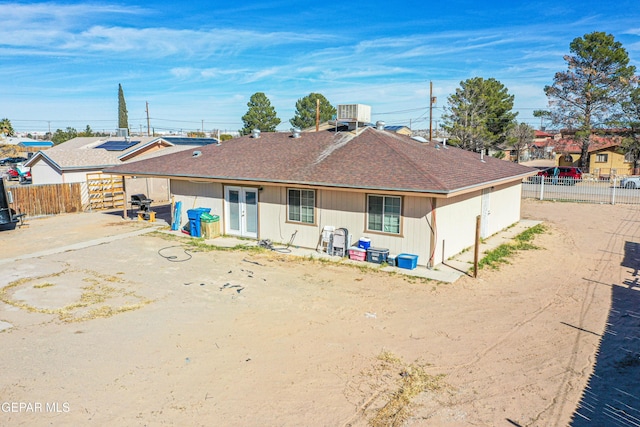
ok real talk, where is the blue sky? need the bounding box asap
[3,1,640,135]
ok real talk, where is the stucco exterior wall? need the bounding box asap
[30,162,63,185]
[487,182,522,236]
[434,192,481,264]
[169,179,224,230]
[432,181,522,264]
[588,150,632,176]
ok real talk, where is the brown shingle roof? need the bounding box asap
[105,128,535,194]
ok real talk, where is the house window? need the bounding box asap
[288,189,315,224]
[596,153,608,163]
[367,195,401,234]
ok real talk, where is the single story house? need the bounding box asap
[25,136,218,206]
[105,126,535,268]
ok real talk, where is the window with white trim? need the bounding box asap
[367,195,401,234]
[288,189,315,224]
[596,153,608,163]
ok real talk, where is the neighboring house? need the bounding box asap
[25,136,218,206]
[530,130,556,160]
[0,137,54,157]
[105,126,535,268]
[18,140,54,155]
[554,136,632,177]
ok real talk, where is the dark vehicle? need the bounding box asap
[529,166,582,185]
[0,157,28,165]
[0,178,23,230]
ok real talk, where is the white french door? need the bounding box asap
[224,186,258,238]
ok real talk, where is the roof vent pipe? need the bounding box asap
[376,121,386,131]
[291,127,301,138]
[192,150,202,158]
[251,129,261,139]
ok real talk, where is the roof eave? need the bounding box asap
[104,170,535,197]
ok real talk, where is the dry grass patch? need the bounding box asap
[345,351,447,427]
[369,352,446,427]
[0,269,153,323]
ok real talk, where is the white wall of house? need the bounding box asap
[30,162,63,185]
[484,181,522,236]
[434,191,481,264]
[433,181,522,264]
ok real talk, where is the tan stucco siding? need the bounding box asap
[169,180,224,230]
[258,187,433,265]
[257,186,306,245]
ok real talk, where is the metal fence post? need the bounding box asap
[611,177,617,205]
[539,178,545,200]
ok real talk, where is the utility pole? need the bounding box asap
[429,81,437,142]
[145,102,150,136]
[316,98,320,132]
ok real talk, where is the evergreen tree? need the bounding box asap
[544,32,636,169]
[118,84,129,131]
[241,92,281,134]
[51,127,78,145]
[290,93,336,129]
[442,77,517,151]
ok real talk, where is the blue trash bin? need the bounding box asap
[187,208,211,237]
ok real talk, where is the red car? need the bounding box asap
[6,168,31,182]
[530,166,582,185]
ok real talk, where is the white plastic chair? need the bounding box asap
[318,226,335,253]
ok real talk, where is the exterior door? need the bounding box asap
[481,188,492,238]
[224,186,258,238]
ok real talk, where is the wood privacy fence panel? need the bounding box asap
[86,173,124,211]
[10,183,83,217]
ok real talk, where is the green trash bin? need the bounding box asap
[200,213,220,239]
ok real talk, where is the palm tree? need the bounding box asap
[0,118,15,136]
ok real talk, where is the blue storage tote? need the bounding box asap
[396,253,418,270]
[366,247,389,264]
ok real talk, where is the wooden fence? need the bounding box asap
[8,182,83,217]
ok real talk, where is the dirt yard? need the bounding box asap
[1,199,638,426]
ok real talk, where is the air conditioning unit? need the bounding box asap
[337,104,371,124]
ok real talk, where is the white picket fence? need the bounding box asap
[522,177,640,205]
